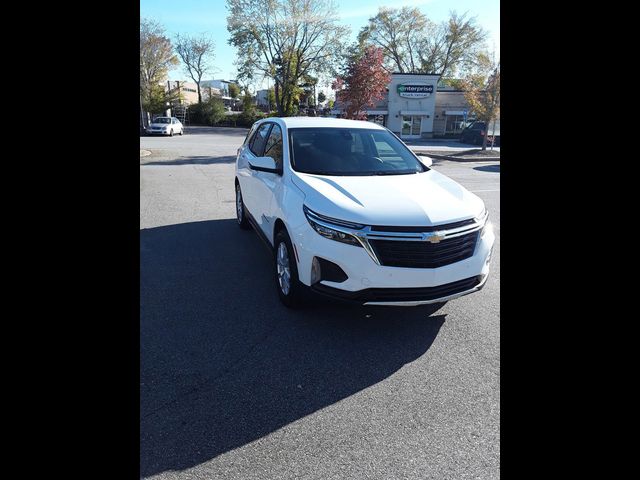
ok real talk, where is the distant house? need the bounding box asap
[201,79,240,108]
[165,80,199,105]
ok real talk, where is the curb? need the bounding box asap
[413,151,500,162]
[140,149,151,157]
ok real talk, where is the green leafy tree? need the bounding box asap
[188,96,226,125]
[267,88,276,111]
[145,83,178,115]
[239,87,257,121]
[461,54,500,150]
[227,0,349,116]
[228,83,240,99]
[140,18,179,109]
[358,8,487,79]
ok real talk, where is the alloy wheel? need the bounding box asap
[276,242,291,295]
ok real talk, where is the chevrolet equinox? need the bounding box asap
[235,117,494,308]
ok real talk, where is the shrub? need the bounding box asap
[187,97,226,125]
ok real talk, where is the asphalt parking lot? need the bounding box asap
[140,126,500,480]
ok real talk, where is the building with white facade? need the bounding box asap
[331,73,477,139]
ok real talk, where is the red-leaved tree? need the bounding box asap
[331,46,391,120]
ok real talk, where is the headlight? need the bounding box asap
[474,207,488,224]
[303,205,363,247]
[474,207,490,237]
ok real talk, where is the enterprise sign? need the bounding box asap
[397,83,434,98]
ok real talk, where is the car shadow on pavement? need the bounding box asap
[140,219,446,478]
[141,155,237,166]
[181,126,249,136]
[473,165,500,173]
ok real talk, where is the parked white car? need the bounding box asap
[235,117,494,308]
[146,116,183,136]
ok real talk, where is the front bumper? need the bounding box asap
[146,129,170,135]
[291,215,495,306]
[312,273,488,306]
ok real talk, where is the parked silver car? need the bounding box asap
[146,117,183,136]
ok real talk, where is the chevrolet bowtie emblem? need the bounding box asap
[426,232,445,243]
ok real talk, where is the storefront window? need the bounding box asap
[402,117,411,136]
[402,116,422,137]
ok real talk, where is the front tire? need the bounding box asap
[235,183,250,230]
[169,129,174,137]
[274,229,304,308]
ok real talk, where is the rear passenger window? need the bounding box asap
[250,124,272,156]
[263,124,283,170]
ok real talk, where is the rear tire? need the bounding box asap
[235,183,250,230]
[274,229,305,308]
[179,128,183,135]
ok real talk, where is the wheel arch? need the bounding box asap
[273,218,287,240]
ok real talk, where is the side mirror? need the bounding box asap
[249,156,279,173]
[419,155,433,167]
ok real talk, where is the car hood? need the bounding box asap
[291,170,485,226]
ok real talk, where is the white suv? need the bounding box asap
[235,117,494,308]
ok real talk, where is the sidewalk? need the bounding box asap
[404,139,500,162]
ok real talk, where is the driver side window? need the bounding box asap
[250,123,272,156]
[263,124,283,170]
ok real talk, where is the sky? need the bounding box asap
[140,0,500,92]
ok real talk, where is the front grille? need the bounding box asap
[370,231,479,268]
[370,218,476,233]
[312,275,482,303]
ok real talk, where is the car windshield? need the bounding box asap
[288,128,427,176]
[153,118,171,124]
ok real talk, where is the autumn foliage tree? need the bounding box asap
[462,54,500,150]
[140,19,179,111]
[331,46,391,120]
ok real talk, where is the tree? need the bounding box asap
[461,55,500,150]
[228,82,240,99]
[317,91,326,105]
[188,96,226,125]
[227,0,349,116]
[145,83,182,115]
[140,18,179,109]
[205,96,226,124]
[331,46,391,120]
[267,88,276,111]
[175,33,216,104]
[358,8,487,79]
[241,87,256,115]
[298,74,318,107]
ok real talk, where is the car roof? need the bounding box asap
[263,117,386,130]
